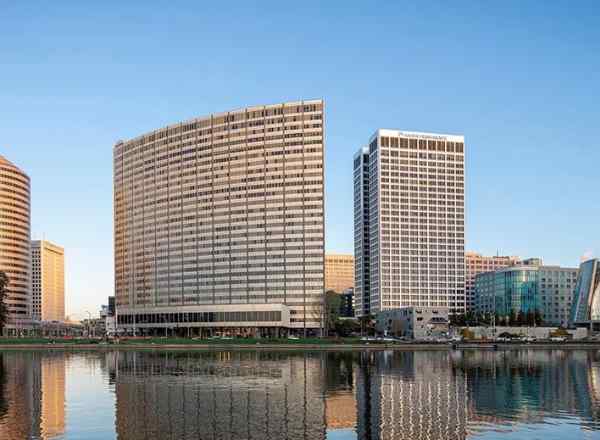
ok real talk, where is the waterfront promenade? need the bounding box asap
[1,338,600,351]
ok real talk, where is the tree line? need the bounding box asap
[450,310,544,327]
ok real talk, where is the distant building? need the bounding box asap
[108,296,115,316]
[339,288,355,318]
[325,254,354,293]
[101,297,117,336]
[0,155,32,331]
[465,252,520,312]
[31,240,65,322]
[354,130,466,316]
[83,317,105,338]
[570,258,600,329]
[375,306,449,339]
[353,147,371,317]
[475,258,578,326]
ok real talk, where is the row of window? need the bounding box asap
[118,310,283,325]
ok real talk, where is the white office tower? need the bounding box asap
[354,130,465,315]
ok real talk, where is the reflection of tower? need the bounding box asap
[356,351,469,440]
[356,351,378,440]
[325,352,357,431]
[114,351,327,440]
[40,354,66,439]
[0,352,42,439]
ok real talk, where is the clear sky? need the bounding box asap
[1,1,599,319]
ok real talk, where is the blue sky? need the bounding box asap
[1,1,598,318]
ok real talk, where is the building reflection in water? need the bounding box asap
[356,351,469,440]
[111,351,328,440]
[454,349,600,432]
[325,352,357,431]
[0,349,600,439]
[40,353,66,439]
[0,352,65,440]
[109,349,600,440]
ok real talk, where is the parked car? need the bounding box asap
[550,336,567,342]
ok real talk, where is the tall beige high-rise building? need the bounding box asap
[0,155,32,329]
[325,254,354,293]
[465,251,520,312]
[31,240,65,322]
[354,130,466,316]
[114,100,325,336]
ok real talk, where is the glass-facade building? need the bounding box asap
[465,252,520,312]
[353,147,371,317]
[114,100,324,336]
[475,259,578,326]
[570,259,600,327]
[354,130,466,316]
[475,266,539,317]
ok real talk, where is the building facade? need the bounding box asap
[31,240,65,322]
[475,258,578,326]
[339,288,355,318]
[114,100,325,336]
[0,155,32,330]
[353,147,371,317]
[324,253,354,293]
[354,130,465,316]
[570,258,600,328]
[465,252,520,312]
[375,306,449,339]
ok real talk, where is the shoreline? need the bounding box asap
[0,342,599,351]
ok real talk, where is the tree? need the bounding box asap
[450,313,467,327]
[325,290,341,336]
[359,314,375,336]
[334,319,360,337]
[0,272,8,335]
[525,311,535,326]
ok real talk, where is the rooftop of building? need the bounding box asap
[466,251,521,259]
[370,129,464,144]
[115,99,324,147]
[31,240,65,253]
[476,258,579,277]
[325,253,354,259]
[0,154,28,177]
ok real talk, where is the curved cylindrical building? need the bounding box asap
[114,100,324,336]
[0,155,31,328]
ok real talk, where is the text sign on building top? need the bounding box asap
[376,129,464,143]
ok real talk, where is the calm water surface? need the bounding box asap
[0,349,599,439]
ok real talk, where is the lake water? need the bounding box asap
[0,349,599,439]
